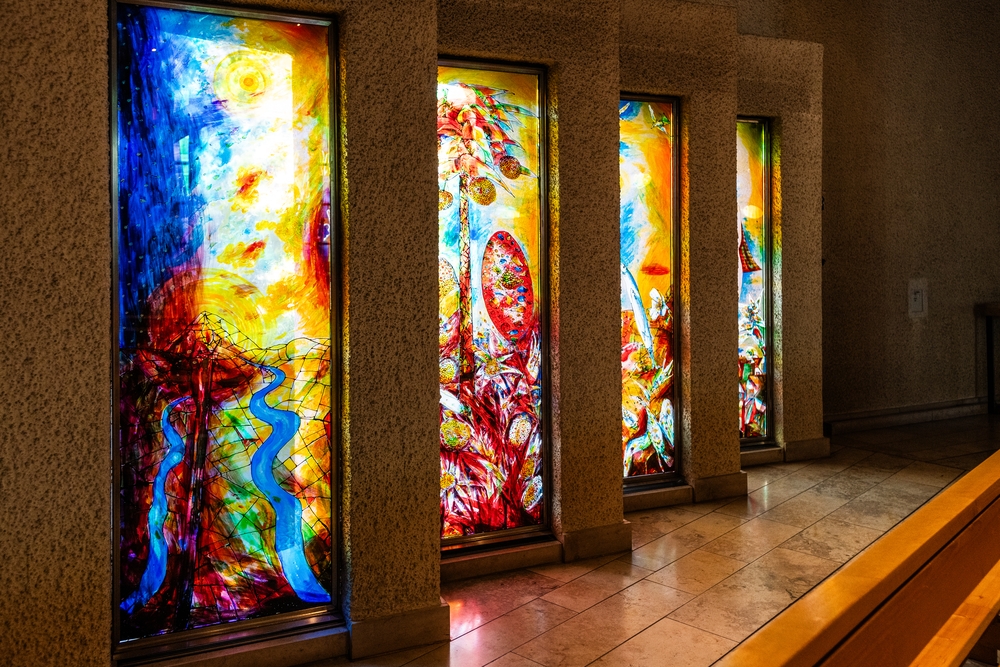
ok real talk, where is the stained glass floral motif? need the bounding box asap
[438,64,544,537]
[115,4,333,640]
[738,120,769,438]
[620,100,678,477]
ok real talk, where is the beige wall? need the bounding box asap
[739,0,1000,418]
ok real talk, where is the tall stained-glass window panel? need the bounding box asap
[620,98,679,479]
[737,119,770,439]
[438,63,545,539]
[114,3,334,643]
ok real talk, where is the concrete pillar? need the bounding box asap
[738,35,827,462]
[438,0,631,560]
[622,0,747,501]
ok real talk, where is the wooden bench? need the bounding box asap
[717,449,1000,667]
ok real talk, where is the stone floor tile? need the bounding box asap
[626,506,705,535]
[827,433,871,449]
[485,654,545,667]
[746,465,793,492]
[887,461,963,488]
[701,517,802,562]
[853,452,913,473]
[442,569,564,638]
[629,521,669,550]
[409,600,576,667]
[833,462,896,485]
[515,581,693,667]
[623,507,705,550]
[938,451,995,470]
[715,474,818,520]
[891,435,954,453]
[841,427,915,445]
[906,446,960,462]
[645,548,746,595]
[622,512,746,570]
[895,418,983,437]
[770,459,812,472]
[946,440,1000,456]
[778,465,838,486]
[528,554,619,584]
[759,489,850,529]
[667,548,839,642]
[540,560,651,612]
[930,428,999,446]
[795,447,872,475]
[877,476,944,498]
[682,499,737,515]
[589,618,736,667]
[827,478,939,531]
[809,473,879,501]
[780,517,884,563]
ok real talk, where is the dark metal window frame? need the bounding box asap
[110,1,342,661]
[737,116,775,447]
[619,93,684,491]
[437,57,554,554]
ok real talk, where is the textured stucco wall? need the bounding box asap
[438,0,625,536]
[739,0,1000,418]
[621,0,742,483]
[737,35,824,444]
[332,0,441,623]
[1,0,112,665]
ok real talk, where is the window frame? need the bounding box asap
[619,92,684,490]
[737,116,775,447]
[436,57,553,552]
[110,1,342,658]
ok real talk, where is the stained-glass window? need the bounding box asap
[737,119,770,439]
[114,3,333,642]
[620,98,679,479]
[438,63,545,539]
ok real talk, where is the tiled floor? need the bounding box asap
[320,415,1000,667]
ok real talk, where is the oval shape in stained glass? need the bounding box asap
[481,231,534,343]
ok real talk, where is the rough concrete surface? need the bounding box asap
[1,0,113,665]
[331,0,442,624]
